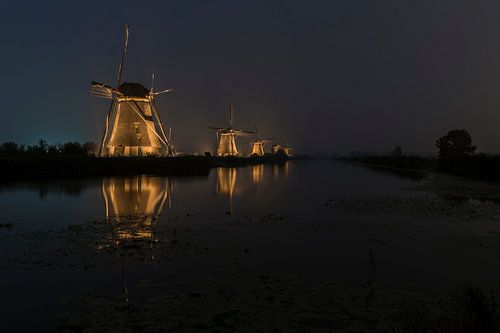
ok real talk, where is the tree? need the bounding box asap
[48,143,62,154]
[28,139,49,154]
[392,145,403,157]
[0,142,19,154]
[83,142,97,155]
[435,129,476,158]
[61,142,85,155]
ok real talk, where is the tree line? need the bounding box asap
[388,129,477,159]
[0,140,96,156]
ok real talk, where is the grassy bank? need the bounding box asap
[0,155,212,179]
[0,140,293,179]
[339,154,500,183]
[0,154,291,179]
[339,156,437,172]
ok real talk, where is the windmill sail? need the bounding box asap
[90,82,113,99]
[116,25,129,85]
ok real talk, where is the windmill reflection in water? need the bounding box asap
[216,168,240,215]
[101,176,172,302]
[102,176,172,244]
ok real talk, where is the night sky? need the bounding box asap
[2,0,500,154]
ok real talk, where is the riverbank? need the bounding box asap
[0,154,291,179]
[339,154,500,183]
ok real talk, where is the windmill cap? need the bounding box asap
[117,82,149,98]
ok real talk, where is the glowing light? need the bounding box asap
[252,164,264,183]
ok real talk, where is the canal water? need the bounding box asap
[1,160,500,331]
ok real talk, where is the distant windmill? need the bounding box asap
[270,142,293,157]
[208,104,254,157]
[90,25,174,157]
[283,140,294,157]
[249,125,274,156]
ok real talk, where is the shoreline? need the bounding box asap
[0,154,292,180]
[337,155,500,183]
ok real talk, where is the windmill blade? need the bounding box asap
[208,126,225,130]
[232,130,255,137]
[90,90,113,99]
[228,104,234,127]
[153,88,173,96]
[90,81,113,99]
[150,72,155,94]
[116,24,129,85]
[123,99,168,146]
[91,81,112,88]
[150,100,174,156]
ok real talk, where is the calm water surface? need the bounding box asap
[0,160,421,229]
[1,160,498,331]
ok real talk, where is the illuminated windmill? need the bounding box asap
[249,125,274,156]
[208,104,254,156]
[91,25,174,157]
[284,146,294,157]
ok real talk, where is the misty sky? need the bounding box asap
[1,0,500,154]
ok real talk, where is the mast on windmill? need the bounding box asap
[249,125,274,156]
[208,104,254,157]
[90,25,174,157]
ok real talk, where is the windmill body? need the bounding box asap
[217,131,239,156]
[271,144,282,154]
[250,141,265,156]
[249,125,273,156]
[104,83,167,156]
[284,147,294,157]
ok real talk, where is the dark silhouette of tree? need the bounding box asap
[83,142,97,155]
[48,143,62,154]
[61,142,85,155]
[27,139,49,154]
[392,146,403,157]
[0,142,21,154]
[435,129,476,158]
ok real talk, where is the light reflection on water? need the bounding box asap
[0,160,427,231]
[252,164,264,184]
[102,177,173,241]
